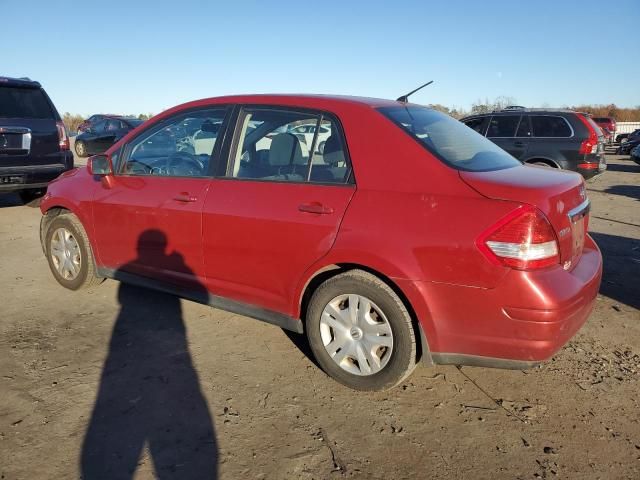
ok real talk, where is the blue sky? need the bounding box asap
[2,0,638,116]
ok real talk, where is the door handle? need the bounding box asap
[173,192,198,203]
[514,141,525,147]
[298,202,334,214]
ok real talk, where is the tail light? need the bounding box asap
[476,206,559,270]
[576,114,598,155]
[56,121,69,151]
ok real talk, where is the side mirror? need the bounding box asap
[87,155,113,176]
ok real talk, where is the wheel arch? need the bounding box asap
[297,262,433,364]
[523,157,561,168]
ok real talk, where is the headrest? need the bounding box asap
[323,135,345,166]
[269,133,303,166]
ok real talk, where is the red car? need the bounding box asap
[592,117,616,144]
[39,95,602,391]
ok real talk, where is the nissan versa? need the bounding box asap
[39,95,602,391]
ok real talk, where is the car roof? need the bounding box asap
[0,76,42,88]
[164,94,408,114]
[462,108,580,120]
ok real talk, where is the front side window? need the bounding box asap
[487,115,520,138]
[380,106,521,172]
[231,107,351,184]
[122,108,228,177]
[92,120,107,133]
[531,116,572,138]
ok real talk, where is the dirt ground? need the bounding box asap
[0,153,638,480]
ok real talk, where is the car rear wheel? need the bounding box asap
[306,269,417,391]
[44,213,101,290]
[530,161,555,168]
[75,140,87,157]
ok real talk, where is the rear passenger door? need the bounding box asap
[486,115,528,160]
[202,106,355,315]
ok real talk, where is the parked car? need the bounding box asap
[77,114,121,135]
[631,145,640,165]
[461,108,606,179]
[616,128,640,145]
[288,122,332,154]
[74,117,144,157]
[0,76,73,202]
[616,136,640,155]
[39,95,602,391]
[592,116,616,143]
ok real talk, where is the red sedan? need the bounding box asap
[39,95,602,391]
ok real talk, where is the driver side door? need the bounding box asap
[91,107,231,287]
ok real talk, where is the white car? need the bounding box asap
[288,123,331,154]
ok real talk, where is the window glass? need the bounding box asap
[0,87,54,119]
[463,117,488,135]
[516,116,531,137]
[231,108,351,184]
[531,116,572,137]
[123,109,227,177]
[487,115,520,137]
[106,119,120,131]
[379,106,520,172]
[92,120,107,133]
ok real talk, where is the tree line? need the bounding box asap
[429,97,640,121]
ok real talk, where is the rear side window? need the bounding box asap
[231,107,351,184]
[0,87,54,119]
[487,116,520,137]
[379,106,521,172]
[531,116,572,138]
[463,117,488,135]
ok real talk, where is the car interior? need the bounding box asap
[233,109,351,183]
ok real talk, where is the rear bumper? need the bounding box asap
[399,234,602,367]
[0,152,73,192]
[577,153,606,179]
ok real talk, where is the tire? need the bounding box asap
[530,161,555,168]
[44,213,101,290]
[19,189,44,204]
[306,269,417,391]
[75,140,87,157]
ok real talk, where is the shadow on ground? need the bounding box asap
[590,232,640,310]
[81,230,218,479]
[605,162,640,174]
[603,185,640,201]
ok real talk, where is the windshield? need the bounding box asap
[0,86,54,119]
[378,106,521,172]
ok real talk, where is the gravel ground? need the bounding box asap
[0,154,638,479]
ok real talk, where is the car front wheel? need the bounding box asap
[306,269,417,391]
[75,140,87,157]
[44,213,101,290]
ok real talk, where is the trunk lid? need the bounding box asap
[460,165,589,269]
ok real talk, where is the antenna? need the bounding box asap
[396,81,434,103]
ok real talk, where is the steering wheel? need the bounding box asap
[165,152,204,176]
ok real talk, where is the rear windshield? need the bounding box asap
[379,106,521,172]
[592,117,612,123]
[0,86,54,119]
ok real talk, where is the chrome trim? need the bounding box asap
[567,198,590,223]
[0,126,32,153]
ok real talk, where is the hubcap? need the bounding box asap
[319,294,393,376]
[50,228,81,280]
[76,142,84,155]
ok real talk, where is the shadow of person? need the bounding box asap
[81,230,218,479]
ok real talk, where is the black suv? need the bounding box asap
[460,108,606,179]
[0,76,73,202]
